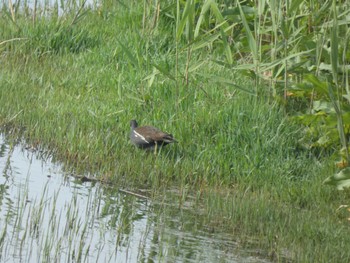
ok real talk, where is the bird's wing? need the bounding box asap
[137,126,172,142]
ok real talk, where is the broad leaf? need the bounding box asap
[324,167,350,190]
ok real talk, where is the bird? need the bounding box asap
[130,120,177,150]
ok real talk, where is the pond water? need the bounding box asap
[0,134,270,263]
[0,0,98,11]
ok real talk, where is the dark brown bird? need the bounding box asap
[130,120,177,150]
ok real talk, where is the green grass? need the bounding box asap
[1,1,350,262]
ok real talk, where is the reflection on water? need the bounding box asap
[0,134,269,263]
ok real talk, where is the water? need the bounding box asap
[1,0,99,16]
[0,134,270,263]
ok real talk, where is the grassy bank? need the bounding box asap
[1,1,350,262]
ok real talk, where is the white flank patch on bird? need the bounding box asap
[134,130,149,143]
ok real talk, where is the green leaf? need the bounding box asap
[191,22,234,51]
[289,0,304,14]
[219,26,233,65]
[194,0,212,38]
[176,0,194,41]
[304,74,328,95]
[330,1,338,83]
[328,83,349,161]
[193,0,232,64]
[151,63,176,82]
[313,101,335,113]
[324,167,350,190]
[115,39,138,67]
[343,94,350,103]
[209,76,257,95]
[237,1,257,61]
